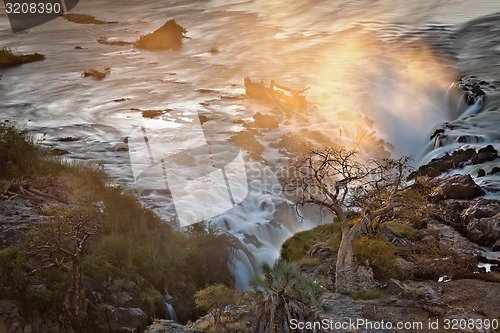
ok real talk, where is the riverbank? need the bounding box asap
[0,123,236,332]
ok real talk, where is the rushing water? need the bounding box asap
[1,0,500,288]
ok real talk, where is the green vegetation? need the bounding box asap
[0,123,236,326]
[354,237,406,280]
[281,221,406,281]
[0,48,45,70]
[280,222,340,263]
[194,284,237,328]
[383,221,422,238]
[250,260,324,333]
[345,288,391,300]
[295,257,322,267]
[0,123,58,177]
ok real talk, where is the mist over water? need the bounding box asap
[1,0,500,287]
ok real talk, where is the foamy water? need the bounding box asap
[1,0,499,288]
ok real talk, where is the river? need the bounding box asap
[1,0,499,288]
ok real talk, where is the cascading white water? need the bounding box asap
[165,303,179,323]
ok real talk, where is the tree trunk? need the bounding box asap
[64,255,87,328]
[335,226,376,293]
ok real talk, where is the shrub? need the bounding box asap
[346,288,390,300]
[0,247,30,299]
[280,222,341,263]
[194,284,237,327]
[250,260,324,333]
[354,236,405,280]
[383,221,422,238]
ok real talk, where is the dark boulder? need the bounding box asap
[472,145,498,164]
[83,68,110,79]
[430,174,485,201]
[478,169,486,177]
[410,148,476,179]
[460,198,500,225]
[135,20,187,50]
[489,167,500,175]
[460,199,500,246]
[466,213,500,246]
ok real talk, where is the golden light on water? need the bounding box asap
[304,29,458,156]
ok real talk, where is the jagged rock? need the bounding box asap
[395,258,415,276]
[493,239,500,252]
[478,168,486,177]
[309,244,332,260]
[145,319,192,333]
[460,198,500,225]
[410,148,476,178]
[135,20,187,50]
[110,307,147,332]
[425,221,482,258]
[429,174,484,201]
[434,199,467,226]
[472,144,498,164]
[466,213,500,246]
[490,167,500,175]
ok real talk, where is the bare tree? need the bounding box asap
[286,147,412,292]
[26,207,100,328]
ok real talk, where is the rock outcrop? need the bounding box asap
[429,174,485,201]
[135,20,187,50]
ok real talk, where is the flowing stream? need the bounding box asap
[1,0,500,289]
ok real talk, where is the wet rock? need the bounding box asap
[50,148,70,155]
[135,20,187,51]
[242,234,263,248]
[429,174,484,201]
[429,128,445,141]
[471,144,498,164]
[63,14,116,24]
[252,112,279,129]
[410,148,476,179]
[493,239,500,252]
[58,137,79,142]
[83,68,110,79]
[141,110,166,118]
[97,38,132,46]
[229,131,264,160]
[0,50,45,69]
[490,167,500,175]
[478,168,485,177]
[198,114,209,125]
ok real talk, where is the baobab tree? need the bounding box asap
[26,207,100,328]
[286,147,413,292]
